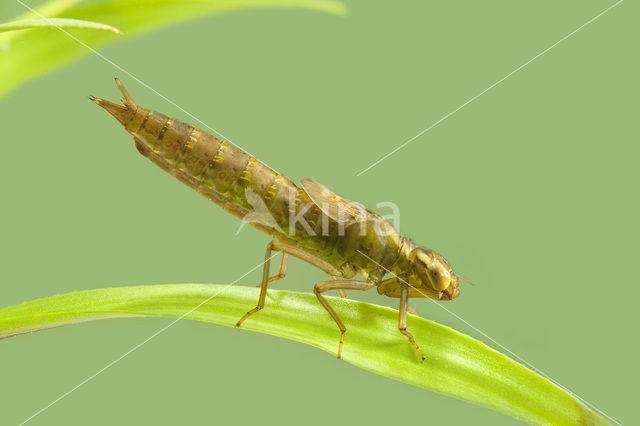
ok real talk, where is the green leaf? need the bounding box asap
[0,284,607,425]
[0,18,121,34]
[0,0,347,98]
[10,0,84,22]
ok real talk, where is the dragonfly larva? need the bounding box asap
[92,79,460,360]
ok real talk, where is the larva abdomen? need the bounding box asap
[91,80,290,229]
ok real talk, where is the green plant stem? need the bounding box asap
[0,284,606,425]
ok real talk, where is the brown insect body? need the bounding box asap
[92,79,460,360]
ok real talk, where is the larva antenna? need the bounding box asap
[114,77,137,110]
[457,274,475,286]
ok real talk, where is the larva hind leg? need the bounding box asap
[236,240,282,327]
[256,250,288,287]
[236,240,341,327]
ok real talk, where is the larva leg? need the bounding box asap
[399,286,425,361]
[407,303,420,317]
[313,280,376,359]
[332,276,347,299]
[270,240,342,276]
[256,251,288,287]
[236,240,341,327]
[236,241,279,327]
[269,253,288,283]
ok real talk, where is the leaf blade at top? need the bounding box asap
[0,17,121,34]
[0,0,347,98]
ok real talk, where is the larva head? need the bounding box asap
[409,247,459,300]
[90,78,138,128]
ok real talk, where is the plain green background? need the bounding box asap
[1,1,637,424]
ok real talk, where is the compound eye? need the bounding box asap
[430,262,451,291]
[415,249,433,266]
